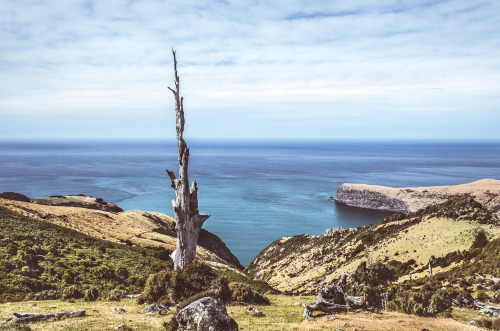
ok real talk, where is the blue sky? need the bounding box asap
[1,0,499,140]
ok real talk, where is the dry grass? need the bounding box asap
[231,295,481,331]
[0,295,485,330]
[0,299,168,331]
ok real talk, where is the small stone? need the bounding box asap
[324,314,336,321]
[114,324,127,330]
[141,304,169,314]
[247,305,265,317]
[113,307,127,313]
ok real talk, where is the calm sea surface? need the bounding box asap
[1,140,499,266]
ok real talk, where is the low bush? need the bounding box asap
[107,289,127,301]
[138,261,218,306]
[61,286,83,300]
[229,282,270,305]
[84,286,99,301]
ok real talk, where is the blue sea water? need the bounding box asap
[1,140,499,266]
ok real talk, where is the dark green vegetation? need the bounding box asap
[344,232,500,318]
[0,192,30,203]
[0,204,172,302]
[139,260,271,306]
[138,261,271,331]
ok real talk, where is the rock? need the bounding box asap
[112,307,127,313]
[176,297,238,331]
[246,305,265,317]
[323,227,349,236]
[474,301,500,317]
[324,315,336,320]
[114,324,128,330]
[141,304,169,314]
[123,294,140,299]
[0,192,30,202]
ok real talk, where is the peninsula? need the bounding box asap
[335,179,500,216]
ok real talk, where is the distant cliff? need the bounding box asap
[335,179,500,216]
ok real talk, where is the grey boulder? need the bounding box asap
[176,297,238,331]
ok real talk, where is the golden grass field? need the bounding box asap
[0,295,487,331]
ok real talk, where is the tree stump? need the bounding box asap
[303,272,367,319]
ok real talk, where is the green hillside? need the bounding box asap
[0,204,172,302]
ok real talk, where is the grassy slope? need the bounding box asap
[0,198,243,271]
[247,197,500,294]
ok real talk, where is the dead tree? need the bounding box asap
[5,310,86,323]
[166,50,210,270]
[303,272,367,319]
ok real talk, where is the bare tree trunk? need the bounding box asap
[6,310,86,323]
[166,49,210,270]
[303,272,367,319]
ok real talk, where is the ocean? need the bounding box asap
[1,140,499,266]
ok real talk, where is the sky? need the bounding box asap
[1,0,499,140]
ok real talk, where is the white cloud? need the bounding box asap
[0,0,499,139]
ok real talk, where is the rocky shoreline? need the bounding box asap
[334,178,500,216]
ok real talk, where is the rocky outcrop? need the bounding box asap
[176,297,238,331]
[335,179,500,216]
[335,185,408,212]
[0,192,30,202]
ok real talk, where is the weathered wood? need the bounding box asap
[303,272,367,319]
[5,310,85,323]
[166,49,210,270]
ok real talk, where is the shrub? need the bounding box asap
[0,259,14,273]
[138,261,217,306]
[114,266,129,279]
[228,282,270,305]
[61,286,83,300]
[215,276,231,304]
[24,290,58,301]
[428,289,452,316]
[62,269,74,284]
[476,290,490,302]
[475,318,493,329]
[84,286,99,301]
[493,318,500,330]
[453,289,475,307]
[471,231,488,249]
[107,289,127,301]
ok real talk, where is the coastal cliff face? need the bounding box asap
[335,179,500,217]
[335,184,409,212]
